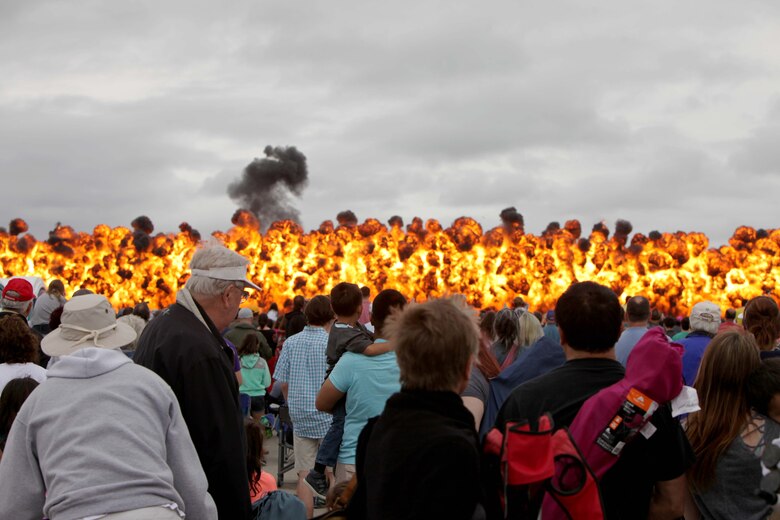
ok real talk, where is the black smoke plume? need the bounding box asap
[228,145,309,228]
[336,210,358,228]
[499,207,524,233]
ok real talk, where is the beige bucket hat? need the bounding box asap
[41,294,137,357]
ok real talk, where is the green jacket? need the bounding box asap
[239,354,271,397]
[225,322,272,361]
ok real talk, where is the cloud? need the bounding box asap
[1,0,779,249]
[729,102,780,175]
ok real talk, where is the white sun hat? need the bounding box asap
[41,294,137,357]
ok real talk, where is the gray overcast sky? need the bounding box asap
[2,0,779,247]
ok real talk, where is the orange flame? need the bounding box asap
[1,217,778,315]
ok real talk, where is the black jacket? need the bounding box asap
[134,302,251,520]
[350,389,485,520]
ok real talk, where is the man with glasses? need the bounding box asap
[134,244,261,520]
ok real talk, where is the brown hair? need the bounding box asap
[238,334,260,357]
[0,316,39,364]
[477,311,501,379]
[387,297,479,392]
[743,296,780,351]
[685,331,761,490]
[0,377,39,450]
[47,280,66,298]
[304,295,334,326]
[244,418,266,496]
[330,282,362,316]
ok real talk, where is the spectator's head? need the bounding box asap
[293,295,306,312]
[257,313,269,328]
[370,289,406,336]
[555,281,622,354]
[681,316,690,332]
[269,302,278,312]
[237,307,254,323]
[330,282,362,318]
[689,301,721,336]
[185,243,260,330]
[389,297,479,392]
[0,315,39,364]
[725,308,737,322]
[40,294,137,357]
[743,296,780,352]
[650,308,662,324]
[479,310,496,342]
[747,358,780,422]
[662,317,677,330]
[0,377,39,450]
[72,288,94,297]
[512,296,526,310]
[238,333,261,357]
[0,278,35,317]
[133,302,151,322]
[304,295,334,326]
[47,279,66,298]
[518,310,544,347]
[545,310,556,325]
[360,286,371,299]
[493,308,520,349]
[625,296,650,324]
[687,331,760,489]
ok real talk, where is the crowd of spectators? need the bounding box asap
[0,248,779,519]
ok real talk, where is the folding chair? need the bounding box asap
[274,404,296,486]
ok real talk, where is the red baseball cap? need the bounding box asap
[2,278,35,302]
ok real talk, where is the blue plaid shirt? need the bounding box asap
[273,325,333,438]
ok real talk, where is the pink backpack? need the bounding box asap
[542,327,684,518]
[484,328,684,519]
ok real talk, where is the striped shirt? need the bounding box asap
[273,325,333,438]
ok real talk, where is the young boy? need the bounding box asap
[304,282,392,498]
[748,359,780,423]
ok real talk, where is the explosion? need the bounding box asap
[1,212,778,315]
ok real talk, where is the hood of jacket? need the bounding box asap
[240,352,260,369]
[47,347,132,379]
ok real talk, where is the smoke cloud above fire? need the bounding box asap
[227,146,309,228]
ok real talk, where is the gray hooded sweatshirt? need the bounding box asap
[0,347,217,520]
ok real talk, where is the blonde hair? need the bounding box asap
[685,331,760,490]
[518,310,544,347]
[387,297,479,392]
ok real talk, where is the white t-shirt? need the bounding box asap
[0,363,47,394]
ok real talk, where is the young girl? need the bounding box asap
[239,335,272,422]
[245,418,277,504]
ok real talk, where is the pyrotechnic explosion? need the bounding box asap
[1,211,778,315]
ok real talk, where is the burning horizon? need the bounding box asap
[1,211,778,316]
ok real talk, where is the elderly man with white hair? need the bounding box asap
[134,243,261,520]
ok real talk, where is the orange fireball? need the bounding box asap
[1,215,778,316]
